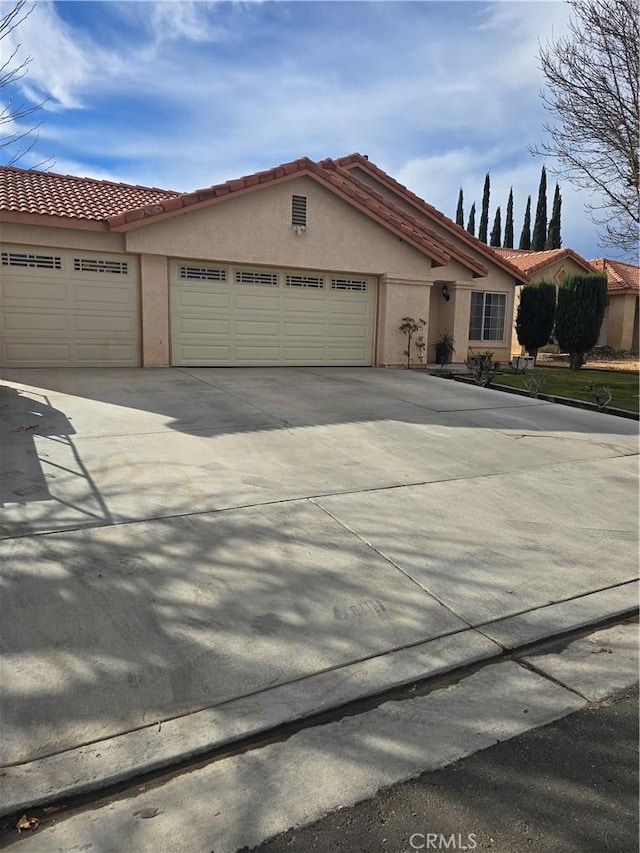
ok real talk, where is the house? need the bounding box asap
[589,259,639,352]
[494,248,639,356]
[493,248,596,356]
[0,155,528,369]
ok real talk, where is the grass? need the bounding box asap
[493,367,639,413]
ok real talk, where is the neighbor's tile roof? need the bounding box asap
[590,258,640,293]
[493,247,594,275]
[0,164,181,220]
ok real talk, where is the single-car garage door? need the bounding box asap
[170,261,376,366]
[0,245,140,367]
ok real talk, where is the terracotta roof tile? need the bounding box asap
[335,153,528,283]
[0,164,180,220]
[492,247,594,276]
[590,258,640,293]
[0,156,528,281]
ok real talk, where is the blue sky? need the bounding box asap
[0,0,617,259]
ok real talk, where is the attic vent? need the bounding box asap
[331,278,368,292]
[2,251,61,270]
[74,258,128,275]
[236,270,279,286]
[291,195,307,228]
[180,265,227,281]
[286,274,323,289]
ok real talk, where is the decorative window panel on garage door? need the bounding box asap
[0,245,140,367]
[170,262,376,366]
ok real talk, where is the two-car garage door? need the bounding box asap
[170,261,376,366]
[1,245,140,367]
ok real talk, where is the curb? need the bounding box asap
[1,581,637,818]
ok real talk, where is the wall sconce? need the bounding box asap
[441,284,451,301]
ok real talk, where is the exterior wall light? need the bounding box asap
[441,284,450,301]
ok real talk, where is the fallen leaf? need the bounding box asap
[591,647,614,654]
[16,815,40,833]
[13,423,38,432]
[42,805,64,814]
[137,785,146,793]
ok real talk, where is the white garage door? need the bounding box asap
[0,245,140,367]
[170,262,377,366]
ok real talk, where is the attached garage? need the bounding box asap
[170,261,377,366]
[0,245,140,367]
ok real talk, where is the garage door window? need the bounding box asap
[469,292,506,341]
[2,251,61,270]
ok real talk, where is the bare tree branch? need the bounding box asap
[532,0,639,254]
[0,0,50,167]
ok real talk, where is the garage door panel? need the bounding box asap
[0,245,140,367]
[171,262,375,367]
[177,318,231,335]
[180,290,231,310]
[3,279,68,307]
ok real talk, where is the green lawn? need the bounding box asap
[494,367,639,413]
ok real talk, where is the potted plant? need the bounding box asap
[434,330,455,365]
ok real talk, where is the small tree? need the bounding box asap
[545,183,562,249]
[455,188,464,227]
[478,173,490,243]
[466,202,476,237]
[489,207,502,246]
[399,316,425,369]
[519,196,532,249]
[504,188,514,248]
[555,273,608,370]
[531,166,548,250]
[515,281,557,359]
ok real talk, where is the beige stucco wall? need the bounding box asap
[125,176,434,281]
[140,254,170,366]
[0,222,125,253]
[377,278,432,365]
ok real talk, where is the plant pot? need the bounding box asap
[435,343,453,365]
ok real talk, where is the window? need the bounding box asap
[331,278,367,292]
[292,195,307,228]
[285,274,323,289]
[469,292,506,341]
[180,265,226,281]
[2,251,61,270]
[235,270,278,286]
[74,258,128,275]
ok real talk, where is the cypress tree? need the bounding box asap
[515,281,557,359]
[478,173,490,243]
[503,188,514,248]
[518,196,532,249]
[545,183,562,249]
[531,166,548,250]
[466,202,476,237]
[555,273,608,370]
[489,207,502,246]
[455,188,464,227]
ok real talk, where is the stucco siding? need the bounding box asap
[125,177,434,281]
[0,222,125,253]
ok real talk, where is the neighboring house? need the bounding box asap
[0,155,527,369]
[494,247,597,356]
[589,259,639,352]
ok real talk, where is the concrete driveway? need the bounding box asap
[1,367,638,811]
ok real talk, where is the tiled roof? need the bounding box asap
[590,258,640,293]
[0,156,530,280]
[0,165,180,220]
[493,247,594,275]
[335,153,528,283]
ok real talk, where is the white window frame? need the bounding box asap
[469,291,507,342]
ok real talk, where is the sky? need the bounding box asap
[0,0,621,260]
